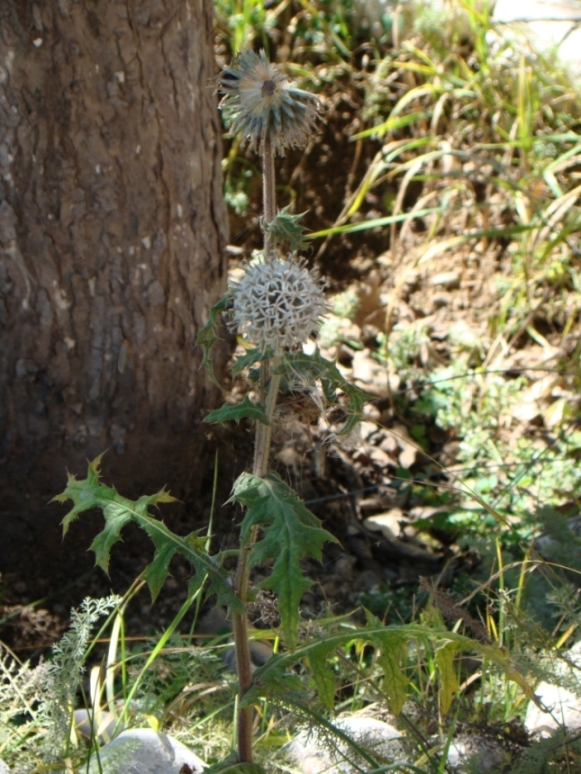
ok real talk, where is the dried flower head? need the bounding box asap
[230,255,326,353]
[219,49,320,155]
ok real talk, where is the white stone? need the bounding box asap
[87,728,205,774]
[74,709,123,743]
[286,715,404,774]
[364,509,406,539]
[526,681,581,736]
[492,0,581,76]
[525,640,581,736]
[447,736,507,772]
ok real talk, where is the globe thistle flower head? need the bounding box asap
[219,49,320,155]
[229,255,326,354]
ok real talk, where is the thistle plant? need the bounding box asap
[217,49,331,764]
[55,50,539,774]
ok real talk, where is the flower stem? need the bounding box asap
[232,361,281,759]
[262,134,276,260]
[232,146,281,757]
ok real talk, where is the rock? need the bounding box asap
[526,681,581,736]
[0,759,11,774]
[446,736,508,772]
[222,639,273,673]
[195,607,231,637]
[86,728,205,774]
[492,0,581,77]
[364,509,407,539]
[430,271,461,290]
[351,350,390,396]
[525,640,581,736]
[286,715,405,774]
[73,709,123,743]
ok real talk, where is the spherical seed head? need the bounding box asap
[219,49,320,156]
[229,256,326,354]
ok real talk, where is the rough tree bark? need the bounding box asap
[0,1,229,570]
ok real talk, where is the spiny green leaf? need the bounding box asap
[308,642,337,709]
[248,621,536,712]
[262,205,310,252]
[241,658,303,708]
[232,347,269,376]
[364,611,409,715]
[377,641,409,715]
[57,457,242,611]
[281,349,368,435]
[204,395,268,426]
[435,640,459,715]
[88,504,133,574]
[196,294,232,385]
[229,472,338,648]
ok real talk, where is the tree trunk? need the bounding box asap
[0,1,229,571]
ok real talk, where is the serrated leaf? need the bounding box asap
[232,348,268,376]
[249,620,536,717]
[57,457,242,612]
[435,640,459,715]
[88,504,133,573]
[308,642,337,709]
[242,656,303,708]
[196,294,232,385]
[262,206,310,252]
[377,643,409,715]
[229,472,338,648]
[204,396,268,425]
[281,349,368,435]
[375,638,409,715]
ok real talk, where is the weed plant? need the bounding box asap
[4,4,581,772]
[39,45,547,774]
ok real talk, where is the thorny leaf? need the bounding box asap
[365,611,409,715]
[232,347,269,377]
[204,395,268,426]
[56,456,242,611]
[196,294,233,385]
[248,620,536,715]
[262,206,311,253]
[281,348,368,435]
[229,472,338,648]
[308,642,337,709]
[435,640,460,715]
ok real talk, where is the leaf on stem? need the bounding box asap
[55,456,242,611]
[204,396,268,425]
[195,294,233,385]
[281,349,368,435]
[364,611,409,715]
[232,347,269,377]
[308,642,337,709]
[262,206,311,253]
[229,472,338,648]
[435,639,460,715]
